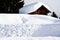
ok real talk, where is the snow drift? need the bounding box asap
[0,14,60,37]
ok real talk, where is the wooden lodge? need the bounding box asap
[29,5,51,15]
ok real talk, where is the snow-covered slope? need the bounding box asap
[0,14,22,24]
[22,15,59,24]
[0,14,60,37]
[32,24,60,37]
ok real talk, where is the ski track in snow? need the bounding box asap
[0,14,60,38]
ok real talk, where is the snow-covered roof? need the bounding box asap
[19,0,24,2]
[19,2,52,14]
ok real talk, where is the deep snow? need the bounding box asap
[0,14,60,37]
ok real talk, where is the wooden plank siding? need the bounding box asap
[29,5,51,15]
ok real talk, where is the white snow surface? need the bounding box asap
[0,37,60,40]
[0,14,60,37]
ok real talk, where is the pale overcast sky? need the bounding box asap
[23,0,60,17]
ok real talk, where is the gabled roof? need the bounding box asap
[19,2,51,14]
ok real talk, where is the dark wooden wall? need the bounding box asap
[29,5,50,15]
